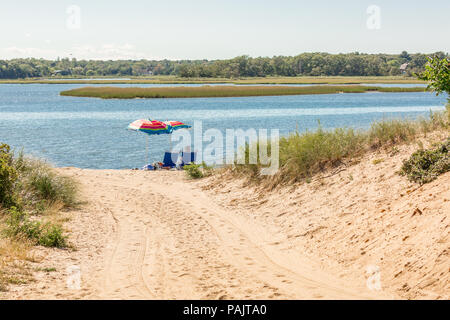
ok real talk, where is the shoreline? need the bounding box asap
[0,76,427,85]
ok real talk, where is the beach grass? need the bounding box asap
[1,146,78,247]
[0,76,426,85]
[233,105,450,187]
[0,146,79,290]
[60,85,427,99]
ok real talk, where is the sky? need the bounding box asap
[0,0,449,60]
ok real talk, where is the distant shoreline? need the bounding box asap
[59,85,427,99]
[0,76,426,85]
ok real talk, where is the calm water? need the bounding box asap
[0,84,447,169]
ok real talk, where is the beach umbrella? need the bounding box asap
[128,118,171,135]
[164,120,192,147]
[127,119,171,165]
[163,120,192,131]
[163,120,192,151]
[127,118,191,165]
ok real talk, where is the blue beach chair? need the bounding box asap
[181,151,197,167]
[162,152,179,168]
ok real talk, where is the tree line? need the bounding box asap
[0,51,447,79]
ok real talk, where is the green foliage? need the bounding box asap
[0,52,447,79]
[418,56,450,97]
[235,108,449,186]
[400,138,449,185]
[184,162,213,179]
[0,144,76,248]
[37,224,66,248]
[11,156,78,208]
[28,168,77,206]
[3,207,67,248]
[368,119,417,147]
[60,85,426,99]
[0,144,19,208]
[184,163,203,179]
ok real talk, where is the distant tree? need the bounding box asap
[0,52,448,79]
[400,51,411,61]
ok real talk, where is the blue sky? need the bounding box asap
[0,0,449,60]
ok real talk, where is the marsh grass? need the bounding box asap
[232,106,449,188]
[60,85,427,99]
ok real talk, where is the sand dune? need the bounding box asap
[2,135,448,300]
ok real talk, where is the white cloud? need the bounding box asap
[1,47,57,59]
[70,43,147,60]
[0,44,157,60]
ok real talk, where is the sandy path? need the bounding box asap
[31,169,382,300]
[5,134,447,300]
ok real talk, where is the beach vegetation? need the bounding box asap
[0,148,77,246]
[232,108,449,187]
[399,137,449,185]
[184,162,213,179]
[0,146,77,290]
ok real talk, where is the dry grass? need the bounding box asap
[0,233,34,292]
[60,85,427,99]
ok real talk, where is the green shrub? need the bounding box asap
[38,224,66,248]
[400,138,449,184]
[0,144,19,208]
[3,206,67,248]
[0,147,74,248]
[184,163,204,179]
[183,162,213,179]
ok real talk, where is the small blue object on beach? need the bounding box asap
[141,164,155,170]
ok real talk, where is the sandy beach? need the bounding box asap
[2,135,448,300]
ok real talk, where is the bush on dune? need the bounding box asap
[400,137,449,185]
[0,144,20,209]
[0,146,77,248]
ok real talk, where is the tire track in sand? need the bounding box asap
[73,170,385,299]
